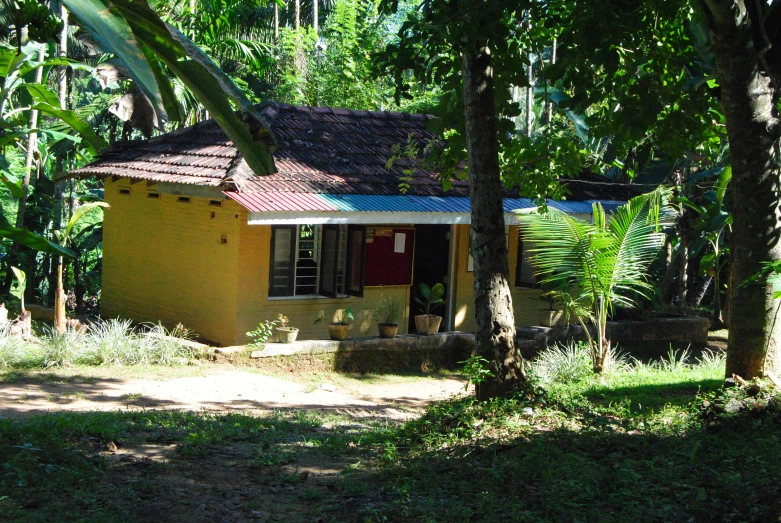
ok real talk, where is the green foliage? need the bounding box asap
[9,266,24,310]
[13,0,64,43]
[414,282,445,316]
[63,0,277,175]
[373,294,401,325]
[519,186,672,371]
[0,326,24,368]
[458,355,494,391]
[0,318,200,368]
[246,314,290,347]
[531,341,593,385]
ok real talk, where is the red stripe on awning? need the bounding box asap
[225,192,340,212]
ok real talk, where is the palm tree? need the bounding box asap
[517,186,672,372]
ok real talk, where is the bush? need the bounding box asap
[531,342,593,385]
[6,319,200,369]
[0,326,27,368]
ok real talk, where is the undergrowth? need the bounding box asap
[0,319,200,369]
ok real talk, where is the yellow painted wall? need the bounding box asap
[101,178,241,346]
[450,224,544,332]
[234,218,412,343]
[102,179,540,345]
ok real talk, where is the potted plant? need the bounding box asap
[538,293,565,327]
[414,282,445,335]
[315,308,354,341]
[273,314,299,343]
[373,294,402,339]
[246,314,299,345]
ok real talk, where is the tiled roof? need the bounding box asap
[70,102,469,197]
[69,102,638,203]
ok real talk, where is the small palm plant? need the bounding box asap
[518,186,672,372]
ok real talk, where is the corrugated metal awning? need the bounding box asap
[227,192,625,225]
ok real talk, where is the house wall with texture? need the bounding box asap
[102,179,542,346]
[101,178,241,346]
[450,224,544,333]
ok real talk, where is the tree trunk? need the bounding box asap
[661,247,681,303]
[461,41,525,400]
[53,6,69,333]
[15,47,46,231]
[313,0,318,33]
[689,275,712,307]
[295,0,300,29]
[702,0,781,378]
[274,2,279,41]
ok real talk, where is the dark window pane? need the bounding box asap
[269,226,296,297]
[345,225,365,297]
[319,225,340,298]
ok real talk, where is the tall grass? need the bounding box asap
[532,341,722,386]
[0,326,26,368]
[0,319,201,369]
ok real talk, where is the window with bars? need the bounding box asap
[269,225,365,298]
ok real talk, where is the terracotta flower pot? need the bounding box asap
[378,323,399,339]
[539,309,564,327]
[328,323,351,341]
[414,315,442,335]
[275,327,299,343]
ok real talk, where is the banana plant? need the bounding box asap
[62,0,278,175]
[0,42,106,152]
[676,166,732,323]
[52,201,109,332]
[10,266,26,312]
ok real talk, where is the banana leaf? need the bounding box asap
[61,0,173,123]
[0,214,74,257]
[110,0,277,174]
[33,103,108,153]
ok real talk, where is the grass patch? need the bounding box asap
[4,348,781,522]
[0,319,201,371]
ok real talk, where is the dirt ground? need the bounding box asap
[1,366,467,522]
[0,366,467,420]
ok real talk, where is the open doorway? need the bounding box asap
[409,224,451,333]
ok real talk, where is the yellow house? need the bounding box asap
[70,103,627,346]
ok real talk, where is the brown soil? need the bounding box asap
[0,367,466,421]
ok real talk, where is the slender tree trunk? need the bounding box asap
[689,275,712,307]
[702,0,781,378]
[295,0,300,29]
[525,11,533,137]
[677,208,690,308]
[15,47,46,230]
[546,37,556,124]
[274,2,279,41]
[313,0,318,33]
[53,5,69,333]
[461,40,525,400]
[661,247,681,303]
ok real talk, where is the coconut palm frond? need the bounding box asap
[517,186,672,372]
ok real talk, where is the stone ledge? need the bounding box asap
[249,332,475,358]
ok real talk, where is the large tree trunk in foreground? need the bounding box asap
[702,0,781,378]
[461,42,525,400]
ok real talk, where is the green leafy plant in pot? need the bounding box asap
[414,283,445,335]
[374,294,402,338]
[247,314,298,346]
[315,308,354,341]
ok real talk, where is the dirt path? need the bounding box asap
[0,368,467,420]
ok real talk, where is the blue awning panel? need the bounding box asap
[316,194,624,214]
